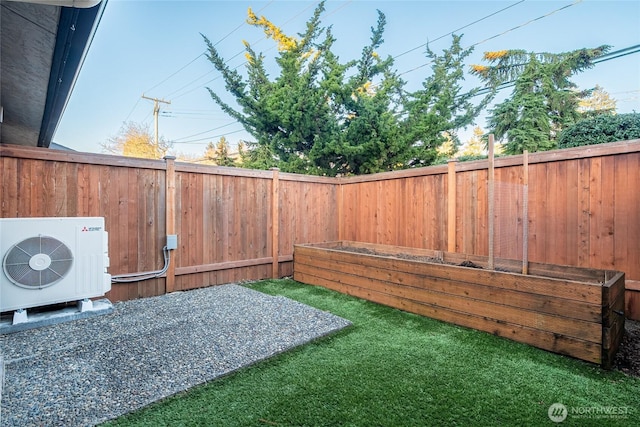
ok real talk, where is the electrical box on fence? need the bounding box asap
[166,234,178,250]
[0,217,111,313]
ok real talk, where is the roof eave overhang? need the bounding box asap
[37,0,107,148]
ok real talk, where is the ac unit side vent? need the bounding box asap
[3,236,73,289]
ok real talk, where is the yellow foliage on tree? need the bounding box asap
[436,132,456,159]
[459,126,486,157]
[483,50,508,60]
[101,122,171,159]
[578,85,617,117]
[247,7,298,52]
[470,64,489,74]
[354,81,375,98]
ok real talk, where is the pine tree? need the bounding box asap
[401,35,492,167]
[204,2,337,174]
[214,136,236,166]
[202,137,236,166]
[309,10,406,175]
[470,46,609,154]
[203,3,489,175]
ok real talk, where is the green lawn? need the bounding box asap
[105,279,639,426]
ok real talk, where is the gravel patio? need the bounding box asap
[0,284,351,426]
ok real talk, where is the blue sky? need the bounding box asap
[55,0,640,157]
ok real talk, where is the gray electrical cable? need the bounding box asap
[111,246,171,283]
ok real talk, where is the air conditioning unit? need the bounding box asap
[0,217,111,314]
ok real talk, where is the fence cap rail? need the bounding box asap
[338,139,640,183]
[0,144,167,170]
[2,138,640,182]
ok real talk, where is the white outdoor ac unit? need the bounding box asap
[0,217,111,313]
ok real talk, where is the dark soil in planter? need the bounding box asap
[615,320,640,378]
[332,244,640,378]
[336,246,450,264]
[336,245,487,269]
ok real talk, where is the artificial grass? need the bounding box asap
[104,279,639,426]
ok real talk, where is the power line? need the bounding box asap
[610,89,640,95]
[167,0,639,147]
[173,0,485,102]
[122,97,142,124]
[169,43,639,147]
[394,0,526,60]
[463,44,640,99]
[172,128,246,144]
[399,0,583,76]
[166,0,525,142]
[141,1,276,100]
[125,0,577,135]
[117,0,274,135]
[144,53,205,94]
[592,44,640,63]
[167,0,344,102]
[211,0,275,47]
[472,0,583,48]
[161,110,228,120]
[172,121,239,142]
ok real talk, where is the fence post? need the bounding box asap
[447,159,457,253]
[270,168,280,278]
[164,156,176,293]
[337,183,344,241]
[488,134,495,270]
[522,150,529,275]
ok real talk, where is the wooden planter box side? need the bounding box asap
[293,241,625,368]
[602,271,626,369]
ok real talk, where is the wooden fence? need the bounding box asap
[0,145,338,302]
[339,140,640,320]
[1,140,639,319]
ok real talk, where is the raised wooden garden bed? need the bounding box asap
[293,241,625,368]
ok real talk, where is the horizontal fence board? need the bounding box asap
[173,255,293,276]
[0,143,167,169]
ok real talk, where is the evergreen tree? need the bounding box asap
[203,141,217,164]
[309,11,406,175]
[203,136,236,166]
[203,2,488,175]
[204,2,337,174]
[435,132,457,161]
[471,46,609,154]
[401,35,492,167]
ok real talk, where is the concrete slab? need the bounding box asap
[0,299,114,334]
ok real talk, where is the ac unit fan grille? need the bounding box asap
[3,236,73,289]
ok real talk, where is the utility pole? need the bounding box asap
[142,94,171,148]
